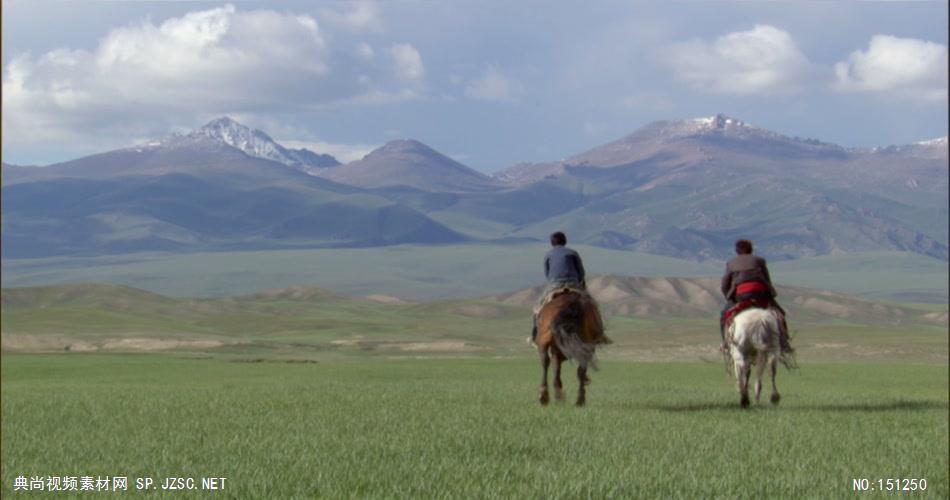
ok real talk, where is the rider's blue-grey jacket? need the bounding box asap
[544,245,586,284]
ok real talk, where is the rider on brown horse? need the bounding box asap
[531,231,586,344]
[720,239,793,354]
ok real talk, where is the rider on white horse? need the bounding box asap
[719,239,793,354]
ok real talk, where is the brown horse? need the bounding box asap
[536,290,609,407]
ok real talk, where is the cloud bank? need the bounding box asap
[390,43,425,83]
[2,4,425,149]
[661,25,813,95]
[834,35,948,102]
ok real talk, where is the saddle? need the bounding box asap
[721,297,774,330]
[538,284,587,310]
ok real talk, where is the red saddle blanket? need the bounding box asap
[721,298,772,329]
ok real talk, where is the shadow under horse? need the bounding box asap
[536,290,610,407]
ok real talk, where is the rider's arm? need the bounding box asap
[720,265,733,298]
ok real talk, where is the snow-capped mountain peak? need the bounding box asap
[915,136,948,147]
[636,113,768,141]
[190,117,291,165]
[145,117,340,170]
[693,113,752,129]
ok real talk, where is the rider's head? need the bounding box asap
[735,239,753,255]
[550,231,567,247]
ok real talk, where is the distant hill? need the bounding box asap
[3,114,946,262]
[3,279,945,328]
[317,139,503,192]
[2,281,945,356]
[491,275,948,326]
[491,114,948,260]
[2,117,339,186]
[1,149,466,257]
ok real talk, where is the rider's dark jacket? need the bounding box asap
[544,245,585,285]
[721,253,776,302]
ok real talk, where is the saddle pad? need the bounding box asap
[722,297,772,329]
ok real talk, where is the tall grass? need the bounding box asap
[3,355,947,498]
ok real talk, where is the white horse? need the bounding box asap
[727,308,783,408]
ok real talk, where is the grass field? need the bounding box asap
[3,246,946,302]
[770,252,950,304]
[2,355,947,498]
[2,278,946,498]
[0,244,719,300]
[3,283,947,363]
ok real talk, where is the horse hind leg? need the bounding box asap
[553,352,565,402]
[734,355,750,408]
[539,347,551,406]
[754,351,767,403]
[740,364,751,408]
[575,364,588,407]
[769,355,781,405]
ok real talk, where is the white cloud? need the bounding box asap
[661,25,813,95]
[834,35,947,102]
[356,42,375,60]
[280,140,378,163]
[93,5,329,89]
[389,43,425,83]
[319,2,383,32]
[464,67,521,101]
[1,4,420,153]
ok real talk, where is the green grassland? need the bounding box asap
[0,244,718,300]
[770,252,950,304]
[2,355,947,498]
[2,277,946,497]
[4,245,946,302]
[3,283,947,363]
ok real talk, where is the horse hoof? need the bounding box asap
[539,392,550,406]
[740,396,750,408]
[554,389,565,401]
[575,400,585,407]
[770,394,781,405]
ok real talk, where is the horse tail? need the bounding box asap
[551,296,599,370]
[746,309,797,369]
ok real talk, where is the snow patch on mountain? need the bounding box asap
[131,117,340,169]
[916,136,948,147]
[191,117,294,165]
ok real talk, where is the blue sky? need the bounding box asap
[3,1,947,172]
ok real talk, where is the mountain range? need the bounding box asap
[2,114,947,261]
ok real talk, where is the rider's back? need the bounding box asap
[544,245,585,284]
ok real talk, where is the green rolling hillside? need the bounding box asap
[3,281,946,362]
[2,245,945,303]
